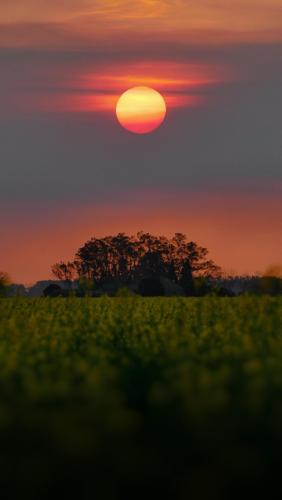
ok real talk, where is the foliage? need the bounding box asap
[51,261,77,281]
[52,233,221,293]
[260,266,282,295]
[138,277,165,296]
[0,271,11,297]
[43,283,63,297]
[259,276,282,295]
[115,287,135,298]
[0,296,281,498]
[194,277,235,297]
[77,276,94,296]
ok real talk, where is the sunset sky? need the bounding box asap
[1,0,281,283]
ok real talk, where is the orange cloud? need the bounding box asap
[0,1,281,48]
[81,61,224,91]
[2,1,282,30]
[2,58,228,113]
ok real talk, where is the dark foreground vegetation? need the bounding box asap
[0,296,281,499]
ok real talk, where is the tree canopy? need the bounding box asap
[52,232,221,293]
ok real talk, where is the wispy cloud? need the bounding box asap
[0,0,281,49]
[0,50,231,113]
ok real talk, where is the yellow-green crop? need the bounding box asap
[0,296,281,499]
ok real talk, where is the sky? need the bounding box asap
[0,0,281,283]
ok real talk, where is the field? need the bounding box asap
[0,296,281,499]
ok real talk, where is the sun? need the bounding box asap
[116,86,167,134]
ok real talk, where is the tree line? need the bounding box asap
[52,232,221,295]
[1,233,280,298]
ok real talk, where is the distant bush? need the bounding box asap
[259,276,282,296]
[43,284,64,297]
[260,266,282,295]
[115,287,135,298]
[138,277,165,297]
[77,277,94,297]
[193,277,234,297]
[0,272,11,297]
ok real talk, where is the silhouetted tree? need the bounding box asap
[52,232,221,295]
[0,272,11,297]
[76,233,139,284]
[138,278,165,297]
[179,261,195,295]
[52,261,77,281]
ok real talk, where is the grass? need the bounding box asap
[0,296,281,499]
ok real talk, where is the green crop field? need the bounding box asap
[0,296,281,499]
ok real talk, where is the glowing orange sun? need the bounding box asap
[116,86,167,134]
